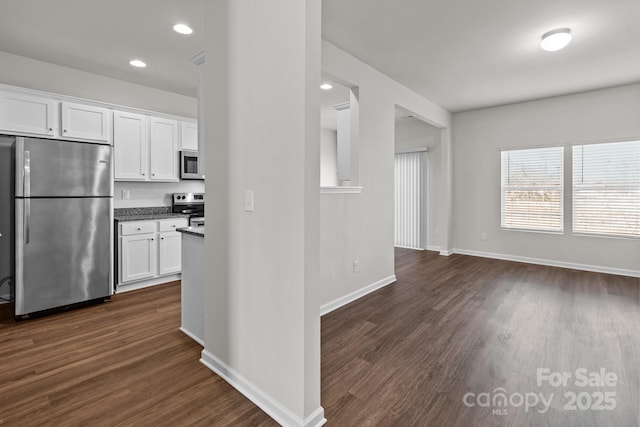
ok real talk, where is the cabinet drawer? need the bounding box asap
[159,218,188,232]
[121,221,156,236]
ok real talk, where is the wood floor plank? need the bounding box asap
[1,251,638,426]
[322,248,640,426]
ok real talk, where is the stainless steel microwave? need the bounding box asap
[180,150,204,180]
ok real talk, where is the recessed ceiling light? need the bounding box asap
[129,59,147,68]
[540,28,572,52]
[173,24,193,35]
[320,83,333,90]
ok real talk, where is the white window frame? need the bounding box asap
[572,139,640,239]
[500,146,564,233]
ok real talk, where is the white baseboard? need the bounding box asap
[180,327,204,347]
[394,245,424,251]
[439,249,454,256]
[320,275,397,316]
[115,274,180,293]
[200,350,326,427]
[453,248,640,278]
[425,245,441,252]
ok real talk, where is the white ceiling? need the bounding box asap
[0,0,638,113]
[322,0,640,112]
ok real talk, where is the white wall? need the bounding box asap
[203,1,322,425]
[394,118,442,249]
[320,41,452,308]
[320,128,338,186]
[0,50,203,208]
[453,83,640,275]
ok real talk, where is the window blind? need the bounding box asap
[395,151,424,249]
[573,140,640,238]
[501,147,564,232]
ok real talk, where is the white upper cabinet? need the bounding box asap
[0,92,57,137]
[114,111,149,181]
[180,121,198,151]
[149,117,179,182]
[60,102,111,143]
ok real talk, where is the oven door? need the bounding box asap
[180,151,204,180]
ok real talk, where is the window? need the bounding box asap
[572,140,640,238]
[501,147,564,232]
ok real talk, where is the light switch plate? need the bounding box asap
[245,190,254,212]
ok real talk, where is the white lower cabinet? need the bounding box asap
[159,232,182,275]
[118,218,188,288]
[121,234,157,282]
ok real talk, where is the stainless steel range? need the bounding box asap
[172,193,204,226]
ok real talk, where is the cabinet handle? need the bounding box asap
[142,172,146,176]
[150,238,155,241]
[171,225,176,228]
[48,127,53,131]
[161,237,164,240]
[152,173,155,176]
[63,129,67,133]
[136,227,141,231]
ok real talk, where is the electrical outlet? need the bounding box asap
[481,232,487,241]
[121,190,130,200]
[353,260,359,273]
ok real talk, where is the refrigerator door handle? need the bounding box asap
[24,150,31,197]
[24,150,31,244]
[24,199,30,244]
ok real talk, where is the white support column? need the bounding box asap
[202,1,324,426]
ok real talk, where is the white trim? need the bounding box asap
[180,327,204,347]
[320,186,363,194]
[425,245,441,252]
[200,350,326,427]
[320,275,396,316]
[439,249,454,256]
[394,245,424,251]
[395,147,428,154]
[0,83,196,122]
[115,275,180,293]
[304,407,328,427]
[452,249,640,278]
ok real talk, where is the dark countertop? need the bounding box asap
[114,206,190,222]
[115,213,190,222]
[177,226,205,237]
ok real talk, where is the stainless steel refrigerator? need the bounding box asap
[4,135,113,316]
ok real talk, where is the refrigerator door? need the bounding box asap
[15,197,111,315]
[16,137,111,198]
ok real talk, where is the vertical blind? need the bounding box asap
[395,152,424,249]
[501,146,564,232]
[573,140,640,237]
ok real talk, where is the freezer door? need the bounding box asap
[16,137,111,198]
[15,197,111,315]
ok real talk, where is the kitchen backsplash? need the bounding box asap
[114,181,204,208]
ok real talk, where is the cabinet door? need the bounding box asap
[149,117,179,182]
[114,111,149,181]
[158,231,182,276]
[60,102,111,143]
[120,234,157,283]
[0,92,57,137]
[180,121,198,151]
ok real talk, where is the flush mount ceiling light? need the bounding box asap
[129,59,147,68]
[320,83,333,90]
[540,28,572,52]
[173,23,193,35]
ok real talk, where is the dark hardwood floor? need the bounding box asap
[322,248,640,426]
[0,282,277,427]
[0,250,638,426]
